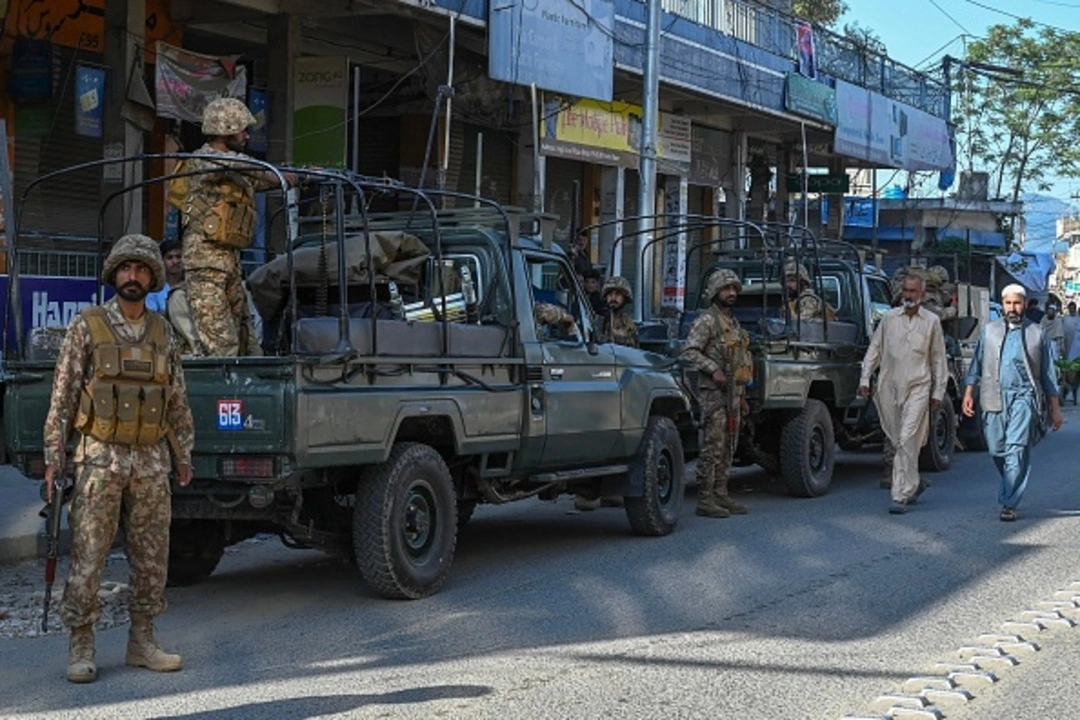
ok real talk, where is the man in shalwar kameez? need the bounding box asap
[859,274,947,514]
[962,284,1064,521]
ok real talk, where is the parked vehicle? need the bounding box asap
[3,158,694,599]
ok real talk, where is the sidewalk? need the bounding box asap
[0,464,63,565]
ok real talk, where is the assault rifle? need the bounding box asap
[41,420,71,632]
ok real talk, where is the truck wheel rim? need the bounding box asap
[403,481,436,558]
[809,426,826,472]
[656,448,674,503]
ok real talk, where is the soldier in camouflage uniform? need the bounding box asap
[681,269,754,518]
[784,262,835,321]
[596,276,639,348]
[534,302,577,337]
[180,97,296,357]
[43,235,196,683]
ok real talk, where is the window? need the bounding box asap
[526,257,583,342]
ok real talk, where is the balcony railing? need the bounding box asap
[657,0,949,117]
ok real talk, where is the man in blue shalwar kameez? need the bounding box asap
[962,284,1064,521]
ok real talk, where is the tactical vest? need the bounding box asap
[186,171,256,249]
[708,306,754,385]
[74,307,172,446]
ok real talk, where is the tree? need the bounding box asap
[792,0,848,26]
[957,20,1080,204]
[842,21,886,54]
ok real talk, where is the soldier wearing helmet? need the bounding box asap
[42,235,195,684]
[784,261,835,322]
[180,97,297,357]
[922,264,957,321]
[596,276,639,348]
[680,268,753,518]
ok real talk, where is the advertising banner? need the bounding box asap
[657,113,692,176]
[75,65,105,138]
[834,80,953,171]
[489,0,614,102]
[247,88,268,155]
[661,177,688,310]
[0,275,114,350]
[155,42,247,123]
[293,56,349,168]
[796,21,817,79]
[784,73,837,125]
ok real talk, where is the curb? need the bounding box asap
[0,528,72,566]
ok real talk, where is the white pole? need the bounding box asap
[634,0,662,321]
[441,15,456,204]
[531,84,544,213]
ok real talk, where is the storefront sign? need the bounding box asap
[661,177,688,310]
[155,42,247,124]
[784,73,837,125]
[785,173,850,194]
[2,0,177,58]
[689,125,731,187]
[293,56,349,168]
[247,88,268,155]
[75,65,105,138]
[541,94,692,171]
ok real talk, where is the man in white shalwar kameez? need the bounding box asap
[859,274,947,514]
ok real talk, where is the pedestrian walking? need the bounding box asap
[179,97,296,356]
[681,269,753,518]
[43,234,195,683]
[859,273,947,514]
[962,284,1064,521]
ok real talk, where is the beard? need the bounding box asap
[714,294,736,307]
[901,298,920,309]
[1006,311,1023,325]
[118,281,148,302]
[225,136,247,153]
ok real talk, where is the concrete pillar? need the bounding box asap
[599,166,625,277]
[103,0,145,240]
[267,14,300,164]
[826,157,846,239]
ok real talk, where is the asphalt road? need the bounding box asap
[3,407,1080,719]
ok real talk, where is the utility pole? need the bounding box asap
[633,0,661,321]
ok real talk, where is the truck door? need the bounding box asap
[525,255,620,466]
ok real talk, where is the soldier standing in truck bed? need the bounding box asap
[595,276,639,349]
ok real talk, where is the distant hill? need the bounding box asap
[1023,192,1075,253]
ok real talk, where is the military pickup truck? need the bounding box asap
[3,162,693,599]
[632,221,963,498]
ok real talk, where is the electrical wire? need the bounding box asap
[927,0,975,36]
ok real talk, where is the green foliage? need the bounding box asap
[792,0,848,26]
[842,21,886,54]
[957,20,1080,202]
[1054,357,1080,374]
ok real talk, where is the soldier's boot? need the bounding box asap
[713,478,748,514]
[126,613,182,672]
[66,625,97,683]
[696,477,730,518]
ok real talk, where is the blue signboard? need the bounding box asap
[489,0,615,102]
[0,276,113,350]
[75,65,105,138]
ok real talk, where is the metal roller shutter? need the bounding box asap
[456,124,513,206]
[14,47,103,240]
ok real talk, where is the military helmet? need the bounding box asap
[602,275,632,301]
[784,261,810,285]
[201,97,257,137]
[102,234,166,292]
[927,265,950,286]
[706,268,742,299]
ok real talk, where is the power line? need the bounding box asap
[927,0,974,35]
[961,0,1079,32]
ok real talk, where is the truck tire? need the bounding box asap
[166,521,226,587]
[779,399,835,498]
[919,400,956,472]
[625,416,685,536]
[353,442,457,599]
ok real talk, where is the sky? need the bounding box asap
[840,0,1080,204]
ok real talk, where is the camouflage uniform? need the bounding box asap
[43,235,195,682]
[923,265,957,320]
[181,98,279,357]
[596,277,639,348]
[534,302,575,336]
[785,262,834,321]
[682,269,753,517]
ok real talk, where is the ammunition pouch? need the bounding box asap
[200,181,255,249]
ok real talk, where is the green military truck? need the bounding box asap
[3,162,693,599]
[629,220,962,497]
